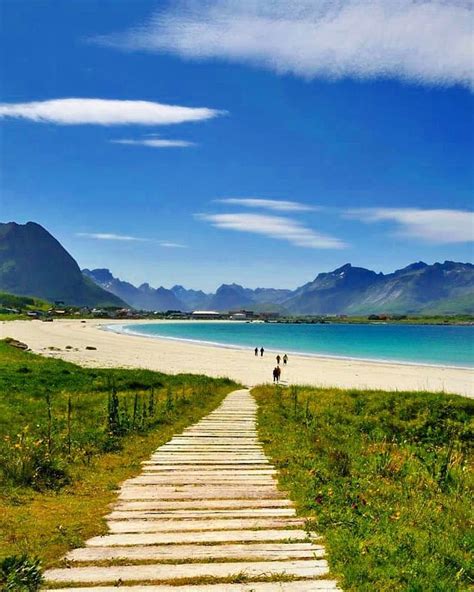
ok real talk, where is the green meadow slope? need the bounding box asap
[0,340,237,570]
[254,385,473,591]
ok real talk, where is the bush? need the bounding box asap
[0,555,43,591]
[0,428,70,491]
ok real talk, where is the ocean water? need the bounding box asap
[111,321,474,368]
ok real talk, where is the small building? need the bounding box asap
[91,308,111,318]
[229,312,247,320]
[165,310,189,319]
[191,310,222,320]
[229,310,255,320]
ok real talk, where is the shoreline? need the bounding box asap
[2,319,473,398]
[107,321,474,371]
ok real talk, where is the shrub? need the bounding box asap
[0,429,70,491]
[0,555,43,591]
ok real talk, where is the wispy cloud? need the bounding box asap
[96,0,474,90]
[111,137,195,148]
[76,232,150,241]
[216,198,316,211]
[0,98,225,125]
[159,242,187,248]
[197,212,347,249]
[345,208,474,243]
[76,232,187,247]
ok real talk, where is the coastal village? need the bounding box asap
[5,304,472,325]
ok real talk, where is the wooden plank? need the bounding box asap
[106,517,304,533]
[86,529,313,547]
[67,542,324,562]
[44,559,329,584]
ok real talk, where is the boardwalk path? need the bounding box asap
[45,389,341,591]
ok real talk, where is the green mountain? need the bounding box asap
[0,222,126,307]
[284,262,474,315]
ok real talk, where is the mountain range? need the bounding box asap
[84,261,474,315]
[1,221,473,314]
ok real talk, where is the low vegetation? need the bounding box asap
[0,340,237,574]
[0,292,51,320]
[254,385,473,591]
[273,314,474,325]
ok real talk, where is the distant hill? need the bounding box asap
[286,264,380,314]
[209,284,255,311]
[84,272,291,313]
[83,268,183,312]
[0,222,126,307]
[284,262,474,315]
[207,284,290,313]
[171,285,212,311]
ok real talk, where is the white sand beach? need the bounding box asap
[2,319,473,398]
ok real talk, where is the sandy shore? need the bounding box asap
[2,319,473,398]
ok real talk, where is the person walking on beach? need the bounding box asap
[254,347,258,356]
[273,366,281,383]
[283,354,288,365]
[276,354,281,365]
[260,347,264,357]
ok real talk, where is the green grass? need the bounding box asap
[0,292,50,310]
[0,340,238,568]
[253,385,474,591]
[0,292,51,320]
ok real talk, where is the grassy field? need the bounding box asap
[0,340,237,574]
[253,385,473,592]
[0,292,51,321]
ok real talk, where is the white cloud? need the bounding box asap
[216,198,316,211]
[111,138,195,148]
[159,242,187,248]
[345,207,474,243]
[197,212,347,249]
[76,232,150,241]
[0,98,224,125]
[76,232,187,247]
[97,0,474,90]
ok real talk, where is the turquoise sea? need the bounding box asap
[111,321,474,368]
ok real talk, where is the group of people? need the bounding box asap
[273,353,288,383]
[254,347,288,383]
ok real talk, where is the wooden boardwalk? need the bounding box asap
[44,389,341,591]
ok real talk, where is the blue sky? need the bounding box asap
[1,0,473,291]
